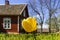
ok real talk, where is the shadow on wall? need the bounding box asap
[0,23,7,33]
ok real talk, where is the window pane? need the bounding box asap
[5,23,6,25]
[8,23,9,25]
[4,25,6,28]
[4,21,6,23]
[8,25,10,28]
[8,20,10,22]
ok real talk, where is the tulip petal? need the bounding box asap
[22,20,33,32]
[22,17,37,32]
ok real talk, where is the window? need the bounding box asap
[3,18,11,29]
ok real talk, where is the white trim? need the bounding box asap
[18,16,19,32]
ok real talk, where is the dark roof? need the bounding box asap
[0,4,27,15]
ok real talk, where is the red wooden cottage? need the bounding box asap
[0,0,29,34]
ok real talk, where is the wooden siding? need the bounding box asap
[0,15,18,33]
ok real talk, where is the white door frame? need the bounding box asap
[18,16,19,33]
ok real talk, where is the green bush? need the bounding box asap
[0,33,60,40]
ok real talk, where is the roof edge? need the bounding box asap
[20,4,28,15]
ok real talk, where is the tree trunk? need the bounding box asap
[40,22,43,33]
[41,24,42,33]
[49,13,51,33]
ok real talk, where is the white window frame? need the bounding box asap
[3,18,11,29]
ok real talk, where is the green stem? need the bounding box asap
[33,32,36,40]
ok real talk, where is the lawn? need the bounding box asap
[0,33,60,40]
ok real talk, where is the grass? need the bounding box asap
[0,33,60,40]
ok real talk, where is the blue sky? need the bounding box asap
[0,0,28,4]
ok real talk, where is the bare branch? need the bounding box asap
[44,0,50,10]
[54,0,60,12]
[29,1,43,22]
[39,0,44,22]
[53,0,56,8]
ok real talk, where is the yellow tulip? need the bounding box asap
[22,17,37,32]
